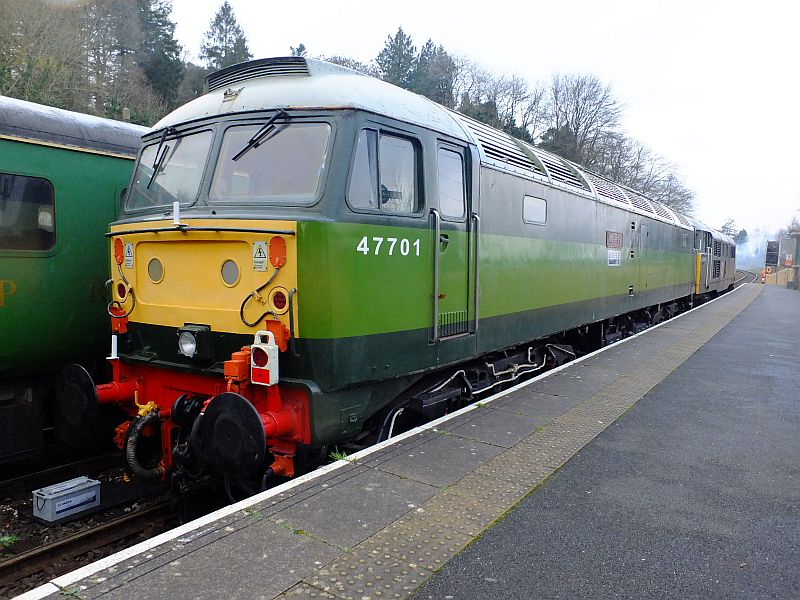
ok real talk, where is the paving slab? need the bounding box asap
[443,405,545,447]
[369,430,506,487]
[268,466,438,548]
[414,285,799,599]
[22,284,768,600]
[493,389,583,421]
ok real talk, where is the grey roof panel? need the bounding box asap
[0,96,147,156]
[155,58,470,142]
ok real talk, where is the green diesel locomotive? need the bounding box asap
[0,97,146,464]
[60,57,734,492]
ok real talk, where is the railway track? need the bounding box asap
[0,453,121,501]
[0,501,174,593]
[734,270,759,286]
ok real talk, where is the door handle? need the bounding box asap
[439,233,449,251]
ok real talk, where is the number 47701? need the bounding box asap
[356,236,421,256]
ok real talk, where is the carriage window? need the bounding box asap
[438,148,464,219]
[523,195,547,225]
[211,122,330,204]
[0,173,55,251]
[348,129,419,214]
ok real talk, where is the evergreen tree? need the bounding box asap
[200,1,252,70]
[458,94,502,129]
[376,27,416,88]
[138,0,183,108]
[410,40,457,108]
[538,125,579,162]
[290,43,307,57]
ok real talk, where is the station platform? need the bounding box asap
[20,282,783,600]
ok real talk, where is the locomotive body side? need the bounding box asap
[80,58,728,489]
[475,166,695,354]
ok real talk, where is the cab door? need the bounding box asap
[430,143,476,362]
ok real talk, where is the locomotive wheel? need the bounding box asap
[54,363,99,443]
[190,392,267,481]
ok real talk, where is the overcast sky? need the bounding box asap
[171,0,800,236]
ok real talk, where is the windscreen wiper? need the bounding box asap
[232,109,289,162]
[146,126,177,190]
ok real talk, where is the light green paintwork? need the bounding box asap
[296,220,693,340]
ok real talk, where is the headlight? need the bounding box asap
[177,324,213,361]
[177,331,197,357]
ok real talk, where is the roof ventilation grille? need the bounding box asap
[650,201,675,220]
[528,148,588,190]
[624,190,656,215]
[450,111,547,178]
[206,57,310,92]
[583,171,630,205]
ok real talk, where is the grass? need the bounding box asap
[329,447,359,463]
[0,534,19,548]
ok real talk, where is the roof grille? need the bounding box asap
[582,171,630,205]
[650,201,674,220]
[529,147,588,190]
[206,57,310,92]
[675,212,692,227]
[624,190,656,215]
[451,112,546,177]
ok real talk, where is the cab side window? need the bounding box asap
[437,148,465,219]
[348,129,419,214]
[0,172,55,251]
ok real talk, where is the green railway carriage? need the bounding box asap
[76,58,730,489]
[0,97,146,463]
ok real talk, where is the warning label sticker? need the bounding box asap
[124,243,134,269]
[608,249,621,267]
[253,241,268,271]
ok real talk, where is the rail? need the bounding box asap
[0,502,173,590]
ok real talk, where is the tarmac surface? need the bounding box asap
[21,282,794,600]
[414,284,799,599]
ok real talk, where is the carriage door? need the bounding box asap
[430,144,474,357]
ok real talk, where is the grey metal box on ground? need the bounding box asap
[32,476,100,522]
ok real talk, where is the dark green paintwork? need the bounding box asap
[0,140,136,376]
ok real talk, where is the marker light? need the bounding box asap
[251,330,279,386]
[251,346,269,367]
[117,282,128,300]
[178,331,197,357]
[114,238,124,265]
[272,290,287,311]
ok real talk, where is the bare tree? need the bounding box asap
[547,73,623,168]
[0,0,83,108]
[319,55,380,78]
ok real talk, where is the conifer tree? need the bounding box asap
[138,0,183,108]
[376,27,416,88]
[200,1,252,70]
